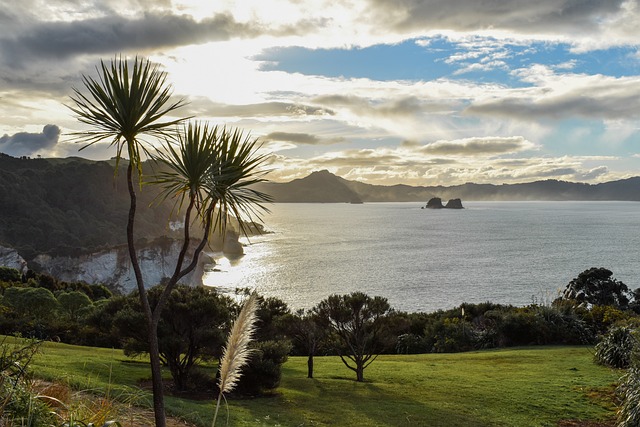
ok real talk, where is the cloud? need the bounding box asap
[184,97,334,118]
[365,0,627,39]
[262,132,344,145]
[306,148,407,168]
[575,166,609,180]
[0,12,253,65]
[420,136,537,156]
[314,94,455,117]
[466,73,640,120]
[0,125,61,157]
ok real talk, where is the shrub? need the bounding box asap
[114,285,234,392]
[535,304,593,345]
[234,340,291,396]
[0,267,20,283]
[425,317,477,353]
[396,333,428,354]
[595,326,636,369]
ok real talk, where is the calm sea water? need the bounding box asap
[204,202,640,313]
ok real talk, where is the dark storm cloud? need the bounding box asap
[366,0,626,35]
[0,124,61,157]
[0,12,253,63]
[262,132,344,145]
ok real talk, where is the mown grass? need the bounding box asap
[29,341,621,426]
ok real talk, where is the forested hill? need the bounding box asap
[254,170,640,203]
[0,154,175,260]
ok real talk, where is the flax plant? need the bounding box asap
[212,293,259,427]
[69,56,271,427]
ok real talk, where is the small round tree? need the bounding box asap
[313,292,392,382]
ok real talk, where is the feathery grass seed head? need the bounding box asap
[217,293,258,395]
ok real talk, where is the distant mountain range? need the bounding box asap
[254,170,640,203]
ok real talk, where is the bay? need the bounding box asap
[203,201,640,313]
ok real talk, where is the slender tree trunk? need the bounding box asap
[148,319,166,427]
[356,365,364,382]
[307,354,314,379]
[126,162,166,427]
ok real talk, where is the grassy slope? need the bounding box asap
[31,342,620,427]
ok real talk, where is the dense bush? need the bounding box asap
[82,296,130,348]
[114,285,234,392]
[403,302,594,354]
[0,156,177,261]
[425,317,477,353]
[0,267,20,283]
[582,304,631,335]
[396,333,428,354]
[0,270,114,342]
[254,296,292,342]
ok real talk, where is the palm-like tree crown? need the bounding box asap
[68,56,187,173]
[206,127,273,234]
[153,123,272,235]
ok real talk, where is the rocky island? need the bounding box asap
[423,197,464,209]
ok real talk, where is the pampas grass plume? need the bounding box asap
[212,292,258,426]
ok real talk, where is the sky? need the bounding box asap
[0,0,639,186]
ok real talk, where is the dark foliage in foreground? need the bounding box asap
[0,267,636,358]
[0,266,639,392]
[112,285,234,392]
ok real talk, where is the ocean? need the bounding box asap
[203,201,640,313]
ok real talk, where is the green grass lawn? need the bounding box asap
[30,342,620,426]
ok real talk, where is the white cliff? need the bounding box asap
[32,239,216,292]
[0,246,27,273]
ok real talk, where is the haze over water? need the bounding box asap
[204,202,640,313]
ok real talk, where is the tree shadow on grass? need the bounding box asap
[270,373,494,427]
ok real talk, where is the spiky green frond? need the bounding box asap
[68,56,187,173]
[152,122,219,214]
[153,123,271,233]
[204,127,272,235]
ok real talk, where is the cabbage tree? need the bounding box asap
[69,57,270,427]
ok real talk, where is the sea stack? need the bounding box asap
[425,197,444,209]
[445,198,464,209]
[424,197,464,209]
